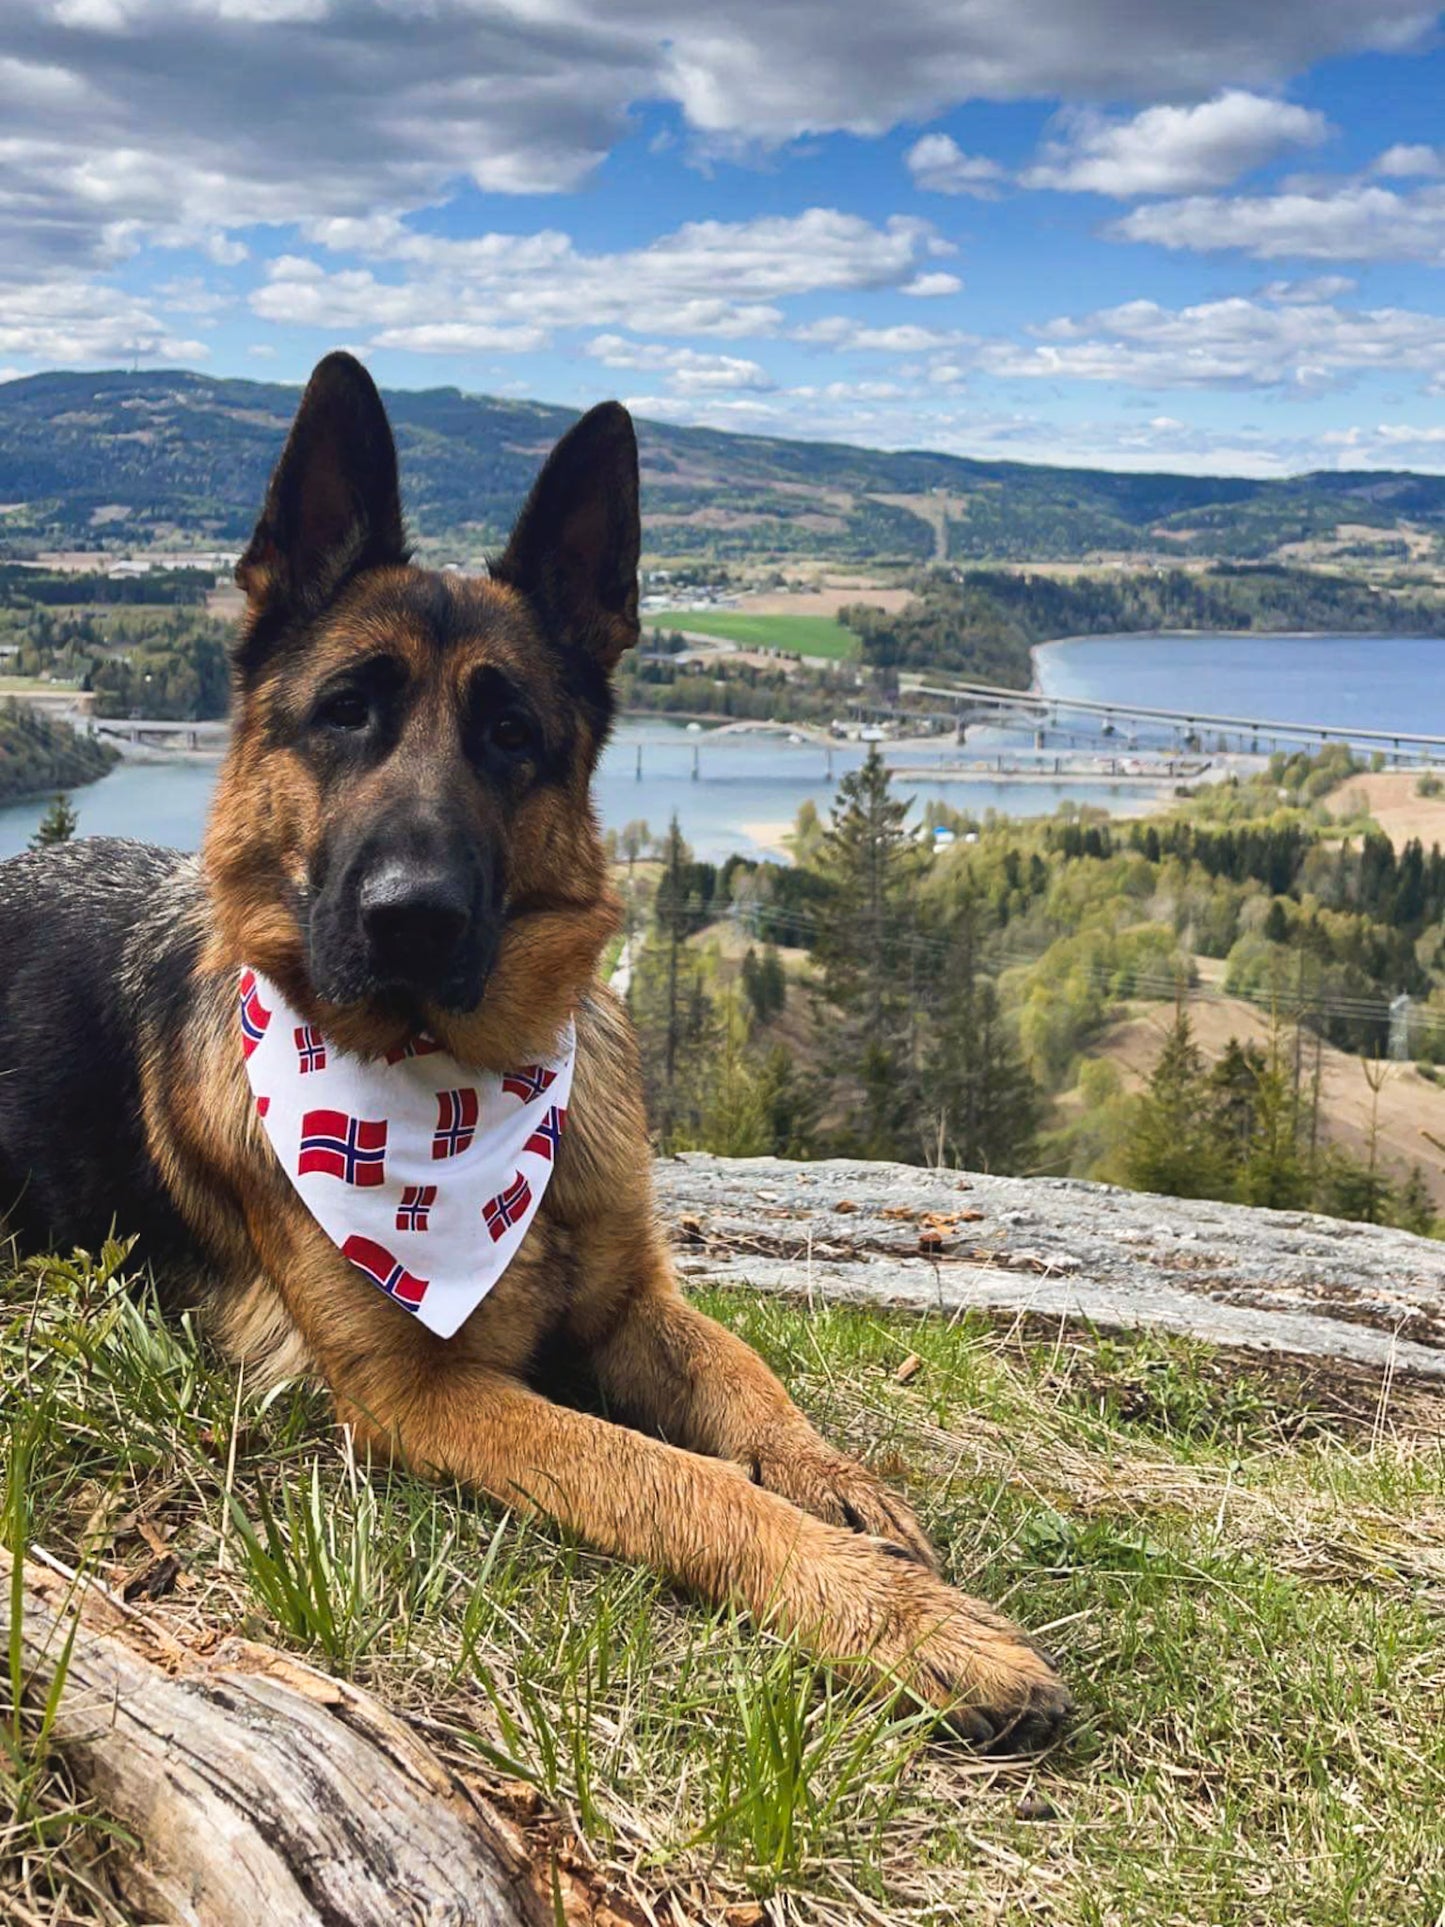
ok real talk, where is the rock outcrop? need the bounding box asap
[657,1155,1445,1378]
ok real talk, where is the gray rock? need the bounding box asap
[655,1154,1445,1377]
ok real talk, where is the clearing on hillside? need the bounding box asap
[647,609,860,659]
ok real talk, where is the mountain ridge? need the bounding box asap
[1,367,1442,565]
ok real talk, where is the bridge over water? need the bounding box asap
[909,677,1445,761]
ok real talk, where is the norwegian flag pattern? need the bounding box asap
[432,1088,480,1160]
[298,1109,388,1187]
[385,1034,444,1065]
[483,1171,533,1242]
[240,966,575,1340]
[239,969,272,1059]
[294,1024,327,1075]
[501,1063,556,1104]
[342,1234,429,1310]
[396,1184,436,1233]
[524,1104,566,1163]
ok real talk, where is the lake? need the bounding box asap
[0,717,1151,866]
[1034,631,1445,744]
[9,630,1441,865]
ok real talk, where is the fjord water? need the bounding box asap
[5,632,1443,864]
[1034,631,1445,741]
[0,716,1146,865]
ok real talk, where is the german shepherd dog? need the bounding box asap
[0,354,1070,1749]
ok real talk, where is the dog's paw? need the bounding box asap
[751,1440,940,1570]
[804,1540,1073,1752]
[879,1570,1073,1752]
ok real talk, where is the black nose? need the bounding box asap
[359,863,470,978]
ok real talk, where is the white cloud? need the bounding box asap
[1023,91,1327,197]
[0,0,1429,286]
[1259,275,1358,302]
[1318,421,1445,468]
[585,335,776,391]
[611,381,1344,477]
[903,271,963,296]
[1114,180,1445,260]
[0,276,207,362]
[791,316,967,351]
[977,290,1445,391]
[1373,142,1444,177]
[905,135,1005,197]
[251,209,947,349]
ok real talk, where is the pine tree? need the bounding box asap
[30,792,78,847]
[1123,1005,1229,1200]
[1394,1165,1437,1237]
[925,898,1039,1173]
[631,816,717,1146]
[1233,1025,1311,1211]
[741,944,786,1025]
[810,749,924,1159]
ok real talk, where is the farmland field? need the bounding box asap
[648,609,860,660]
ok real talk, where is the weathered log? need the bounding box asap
[1,1549,563,1927]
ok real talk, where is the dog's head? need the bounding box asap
[203,351,633,1064]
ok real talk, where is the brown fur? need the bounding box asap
[141,356,1070,1750]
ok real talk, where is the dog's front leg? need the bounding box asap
[337,1346,1068,1748]
[587,1248,940,1565]
[248,1227,1068,1747]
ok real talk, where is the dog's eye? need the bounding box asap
[315,690,371,733]
[487,714,533,755]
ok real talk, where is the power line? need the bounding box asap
[719,901,1445,1039]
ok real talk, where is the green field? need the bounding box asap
[649,609,860,660]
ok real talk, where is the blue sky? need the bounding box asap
[4,1,1445,474]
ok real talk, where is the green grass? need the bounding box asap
[3,1244,1444,1924]
[649,610,860,660]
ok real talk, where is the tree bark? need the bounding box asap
[1,1550,567,1927]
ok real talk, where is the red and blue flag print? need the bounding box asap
[396,1184,436,1232]
[342,1234,428,1309]
[294,1024,327,1074]
[483,1170,532,1241]
[501,1063,556,1103]
[298,1109,388,1187]
[385,1034,444,1064]
[432,1087,480,1159]
[239,969,272,1059]
[524,1104,566,1163]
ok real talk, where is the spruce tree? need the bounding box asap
[1394,1166,1437,1237]
[1123,1005,1228,1200]
[30,792,78,848]
[926,897,1039,1173]
[811,749,923,1159]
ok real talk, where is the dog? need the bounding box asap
[0,353,1070,1750]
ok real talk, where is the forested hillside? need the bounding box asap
[0,701,117,803]
[3,369,1445,564]
[618,746,1445,1231]
[843,566,1445,686]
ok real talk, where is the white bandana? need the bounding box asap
[238,967,575,1339]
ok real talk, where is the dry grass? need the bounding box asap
[3,1244,1444,1925]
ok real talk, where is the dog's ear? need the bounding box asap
[235,352,407,644]
[492,402,640,669]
